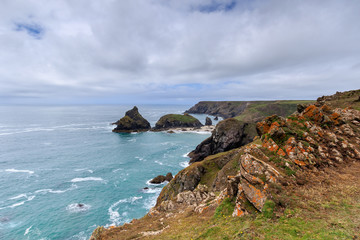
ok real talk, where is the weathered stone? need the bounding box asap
[205,117,212,126]
[112,106,151,133]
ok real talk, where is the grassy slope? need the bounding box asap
[234,101,314,122]
[320,89,360,111]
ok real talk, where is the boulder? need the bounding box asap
[150,172,173,184]
[112,106,151,133]
[154,114,202,130]
[188,118,257,163]
[205,117,212,126]
[214,116,219,121]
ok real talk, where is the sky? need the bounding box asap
[0,0,360,105]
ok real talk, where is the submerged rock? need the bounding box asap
[112,106,151,133]
[150,172,173,184]
[205,117,212,126]
[153,114,202,130]
[188,118,257,163]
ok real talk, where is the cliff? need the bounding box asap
[91,90,360,239]
[185,100,313,121]
[112,106,151,133]
[153,113,203,130]
[188,118,257,163]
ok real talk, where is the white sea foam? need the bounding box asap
[35,184,77,194]
[9,193,27,200]
[180,161,190,168]
[154,160,163,165]
[66,203,91,213]
[112,168,123,173]
[182,152,190,158]
[24,225,32,236]
[146,179,168,186]
[5,169,34,174]
[142,188,162,194]
[70,177,104,183]
[108,196,142,226]
[74,168,94,173]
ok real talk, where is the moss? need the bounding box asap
[262,200,276,218]
[213,198,235,219]
[284,166,296,176]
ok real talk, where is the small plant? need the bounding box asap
[214,198,235,219]
[262,200,276,218]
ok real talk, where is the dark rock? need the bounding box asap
[112,106,151,133]
[188,118,258,163]
[205,117,212,126]
[77,203,84,208]
[153,114,202,130]
[167,130,175,134]
[214,116,219,121]
[150,172,173,184]
[143,187,149,190]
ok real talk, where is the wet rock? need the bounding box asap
[112,106,151,133]
[150,172,173,184]
[214,116,219,121]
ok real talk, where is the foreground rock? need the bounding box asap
[112,106,151,133]
[188,118,257,163]
[153,114,202,130]
[150,173,173,184]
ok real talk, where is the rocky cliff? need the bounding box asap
[153,113,202,130]
[91,90,360,240]
[188,118,257,163]
[185,100,313,121]
[112,106,151,133]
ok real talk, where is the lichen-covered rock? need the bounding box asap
[188,119,257,163]
[112,106,151,133]
[154,114,202,130]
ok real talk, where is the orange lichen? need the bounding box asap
[263,138,279,152]
[277,148,286,156]
[294,159,307,166]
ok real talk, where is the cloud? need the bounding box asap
[0,0,359,104]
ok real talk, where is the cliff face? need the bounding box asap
[153,114,202,130]
[112,106,151,133]
[188,118,257,163]
[185,100,313,121]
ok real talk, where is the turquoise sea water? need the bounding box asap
[0,105,217,240]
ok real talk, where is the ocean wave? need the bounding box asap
[66,203,91,213]
[112,168,123,173]
[5,169,34,174]
[35,184,77,194]
[74,168,94,173]
[182,152,190,158]
[9,193,28,200]
[154,160,164,165]
[146,179,168,186]
[108,196,142,226]
[142,188,162,194]
[24,225,32,236]
[70,177,104,183]
[180,161,190,168]
[1,195,35,210]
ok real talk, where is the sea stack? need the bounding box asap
[112,106,151,133]
[205,117,212,126]
[153,113,202,130]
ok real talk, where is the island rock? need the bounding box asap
[112,106,151,133]
[205,117,212,126]
[153,114,202,130]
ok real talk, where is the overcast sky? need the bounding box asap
[1,0,359,105]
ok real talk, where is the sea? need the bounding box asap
[0,105,219,240]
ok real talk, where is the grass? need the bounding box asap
[158,114,200,123]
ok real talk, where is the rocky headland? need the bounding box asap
[112,106,151,133]
[94,90,360,239]
[185,100,313,121]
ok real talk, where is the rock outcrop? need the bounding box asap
[153,114,202,130]
[112,106,151,133]
[153,104,360,219]
[205,117,212,126]
[150,173,173,184]
[188,118,257,163]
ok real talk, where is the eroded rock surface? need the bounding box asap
[188,119,257,163]
[112,106,151,133]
